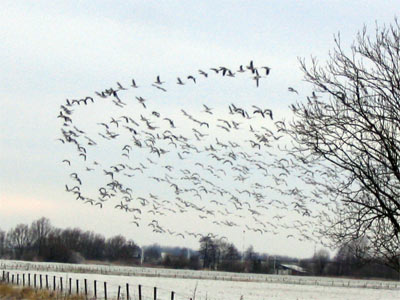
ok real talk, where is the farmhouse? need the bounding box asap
[276,263,307,275]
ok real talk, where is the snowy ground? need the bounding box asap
[1,260,399,300]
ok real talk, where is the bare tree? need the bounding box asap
[288,19,400,271]
[0,229,6,257]
[6,224,32,259]
[199,236,217,269]
[143,244,161,263]
[312,249,330,275]
[79,231,105,260]
[60,228,83,251]
[335,237,368,276]
[30,217,52,258]
[105,235,126,261]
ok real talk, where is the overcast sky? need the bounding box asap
[1,1,399,259]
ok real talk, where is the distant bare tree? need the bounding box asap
[60,228,83,251]
[91,233,106,260]
[220,243,242,272]
[0,229,6,257]
[335,238,368,276]
[79,231,105,260]
[143,244,161,263]
[43,229,72,262]
[312,249,330,275]
[6,224,32,259]
[288,18,400,271]
[30,217,52,258]
[199,236,217,269]
[105,235,126,261]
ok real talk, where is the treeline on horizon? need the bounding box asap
[0,217,398,279]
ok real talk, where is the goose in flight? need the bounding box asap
[237,65,246,73]
[117,82,127,90]
[247,60,255,73]
[151,83,167,92]
[131,79,139,88]
[253,74,261,87]
[187,75,196,83]
[288,87,298,94]
[95,91,107,98]
[210,68,219,74]
[177,77,185,85]
[261,66,271,75]
[154,75,164,85]
[198,70,208,77]
[202,104,213,114]
[163,118,175,128]
[136,96,147,108]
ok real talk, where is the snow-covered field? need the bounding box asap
[1,260,399,300]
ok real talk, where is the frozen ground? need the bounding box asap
[1,260,399,300]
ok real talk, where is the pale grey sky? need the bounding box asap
[1,1,398,258]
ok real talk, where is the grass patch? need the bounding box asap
[0,282,86,300]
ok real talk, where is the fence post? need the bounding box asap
[94,280,97,298]
[117,285,121,300]
[11,274,14,284]
[17,274,19,285]
[104,281,107,300]
[126,283,129,300]
[138,285,142,300]
[84,279,87,296]
[154,287,157,300]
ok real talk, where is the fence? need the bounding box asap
[1,270,184,300]
[1,259,399,291]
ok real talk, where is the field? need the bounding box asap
[1,260,399,300]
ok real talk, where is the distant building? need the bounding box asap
[160,251,168,260]
[276,263,307,275]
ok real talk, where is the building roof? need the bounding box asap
[279,264,307,273]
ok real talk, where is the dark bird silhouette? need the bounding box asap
[202,104,213,114]
[95,91,107,98]
[154,76,164,85]
[136,96,147,108]
[152,84,167,92]
[117,82,127,90]
[163,118,175,128]
[131,79,139,88]
[247,60,255,72]
[237,65,246,73]
[198,70,208,77]
[177,77,185,85]
[253,74,261,87]
[288,87,298,94]
[210,68,219,74]
[261,66,271,75]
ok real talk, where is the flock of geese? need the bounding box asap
[58,61,336,246]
